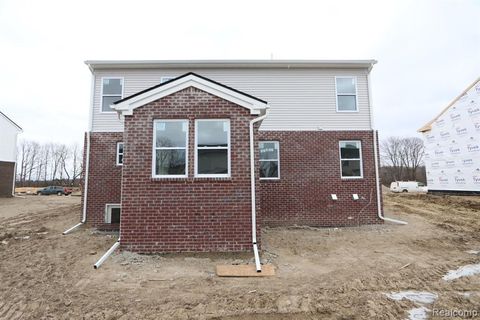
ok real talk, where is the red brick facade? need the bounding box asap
[83,89,384,252]
[119,87,262,253]
[83,132,123,230]
[258,130,383,227]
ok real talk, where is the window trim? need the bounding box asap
[194,119,231,178]
[116,142,124,166]
[339,140,363,179]
[335,76,359,113]
[105,203,121,224]
[152,119,189,179]
[100,77,124,113]
[259,141,280,180]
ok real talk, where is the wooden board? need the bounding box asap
[216,264,275,277]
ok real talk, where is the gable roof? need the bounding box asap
[0,111,22,132]
[418,77,480,133]
[112,72,269,116]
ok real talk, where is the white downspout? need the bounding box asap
[63,73,95,235]
[63,130,90,234]
[249,107,269,272]
[373,130,408,225]
[94,238,120,269]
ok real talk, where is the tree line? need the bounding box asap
[15,135,425,188]
[380,136,426,186]
[17,140,83,187]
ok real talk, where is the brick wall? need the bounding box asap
[258,130,383,227]
[84,132,123,230]
[120,87,261,253]
[0,161,15,197]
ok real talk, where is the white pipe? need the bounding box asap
[93,239,120,269]
[249,108,269,272]
[373,130,408,225]
[63,130,91,234]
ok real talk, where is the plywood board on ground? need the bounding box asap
[216,264,275,277]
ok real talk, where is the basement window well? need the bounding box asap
[105,204,121,224]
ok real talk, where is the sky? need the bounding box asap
[0,0,479,146]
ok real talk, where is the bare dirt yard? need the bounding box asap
[1,193,480,319]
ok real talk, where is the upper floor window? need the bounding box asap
[161,76,175,83]
[101,78,123,112]
[116,142,124,166]
[336,77,358,112]
[153,120,188,178]
[259,141,280,179]
[339,141,363,178]
[195,119,230,177]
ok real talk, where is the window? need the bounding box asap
[195,119,230,177]
[259,141,280,179]
[153,120,188,177]
[339,141,363,178]
[105,204,121,224]
[160,76,174,83]
[101,77,123,112]
[116,142,124,166]
[336,77,358,112]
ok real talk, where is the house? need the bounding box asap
[0,111,22,197]
[67,60,387,265]
[419,78,480,194]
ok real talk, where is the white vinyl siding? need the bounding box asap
[91,68,372,132]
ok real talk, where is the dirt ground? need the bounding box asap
[0,193,479,319]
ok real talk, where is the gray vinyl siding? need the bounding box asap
[91,68,372,132]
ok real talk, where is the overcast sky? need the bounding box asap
[1,0,479,146]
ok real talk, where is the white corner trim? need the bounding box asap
[113,74,267,116]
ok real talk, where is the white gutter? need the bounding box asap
[249,108,269,272]
[373,130,408,225]
[63,131,91,234]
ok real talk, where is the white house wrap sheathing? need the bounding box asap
[421,79,480,192]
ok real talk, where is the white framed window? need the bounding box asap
[116,142,124,166]
[105,204,121,224]
[152,120,188,178]
[101,77,124,112]
[339,141,363,178]
[195,119,230,178]
[160,76,175,83]
[259,141,280,179]
[335,76,358,112]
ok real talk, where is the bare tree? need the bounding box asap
[16,139,83,187]
[380,136,426,185]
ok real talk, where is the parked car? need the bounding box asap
[36,186,72,196]
[390,181,428,193]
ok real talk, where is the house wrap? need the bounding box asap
[419,78,480,194]
[82,60,383,253]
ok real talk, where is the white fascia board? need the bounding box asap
[113,74,267,116]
